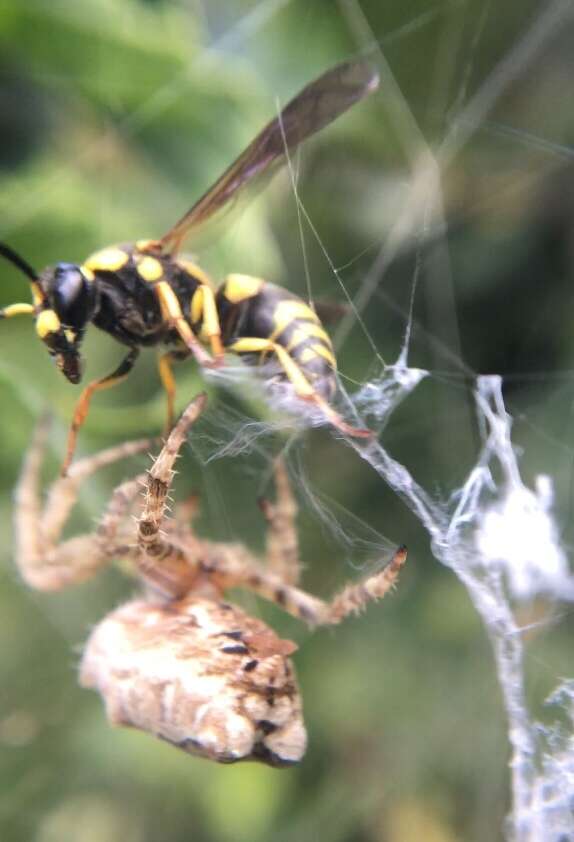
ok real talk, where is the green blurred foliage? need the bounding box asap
[1,1,573,841]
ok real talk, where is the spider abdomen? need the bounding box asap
[80,595,307,767]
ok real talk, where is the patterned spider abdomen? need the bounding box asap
[80,596,307,766]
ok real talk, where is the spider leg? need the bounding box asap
[96,474,146,551]
[201,544,407,627]
[134,391,405,624]
[42,437,154,545]
[13,417,152,591]
[136,393,208,597]
[258,458,301,585]
[318,545,407,625]
[14,414,51,584]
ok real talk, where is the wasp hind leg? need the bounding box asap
[227,337,372,439]
[310,392,373,440]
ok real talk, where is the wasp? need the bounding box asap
[0,59,378,473]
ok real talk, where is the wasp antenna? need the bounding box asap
[0,242,39,283]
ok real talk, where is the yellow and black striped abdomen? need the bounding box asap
[217,276,337,400]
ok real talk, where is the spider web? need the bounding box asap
[192,3,574,838]
[2,1,574,839]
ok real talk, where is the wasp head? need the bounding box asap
[35,263,97,384]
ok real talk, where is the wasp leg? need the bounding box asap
[14,416,150,591]
[158,348,190,434]
[62,347,140,476]
[309,392,373,440]
[154,281,216,368]
[0,303,35,318]
[228,337,315,394]
[227,337,372,438]
[258,458,301,586]
[190,284,225,362]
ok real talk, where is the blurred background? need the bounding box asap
[1,1,574,840]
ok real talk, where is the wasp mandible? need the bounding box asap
[0,59,378,473]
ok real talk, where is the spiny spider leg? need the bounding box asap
[14,417,152,591]
[201,542,407,627]
[135,393,208,597]
[134,397,407,624]
[259,458,300,586]
[96,474,146,551]
[42,437,156,544]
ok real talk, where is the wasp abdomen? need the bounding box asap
[217,276,337,400]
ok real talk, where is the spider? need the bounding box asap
[14,394,406,766]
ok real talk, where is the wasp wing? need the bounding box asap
[159,58,379,254]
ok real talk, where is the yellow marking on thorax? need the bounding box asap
[136,239,155,251]
[84,247,129,273]
[298,343,337,369]
[285,323,332,352]
[176,258,213,287]
[64,329,76,344]
[224,274,264,303]
[36,309,61,338]
[136,255,164,282]
[81,267,95,282]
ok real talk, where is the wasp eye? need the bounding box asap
[54,263,84,304]
[53,263,92,329]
